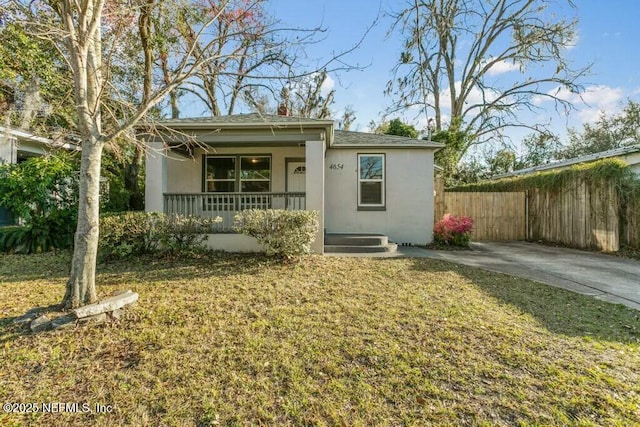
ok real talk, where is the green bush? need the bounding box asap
[99,212,220,259]
[99,212,165,259]
[0,226,28,253]
[0,210,76,254]
[233,209,319,258]
[159,215,222,255]
[0,153,78,253]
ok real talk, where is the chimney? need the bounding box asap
[277,104,290,116]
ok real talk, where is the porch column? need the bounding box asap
[0,136,16,164]
[145,140,167,212]
[306,140,325,254]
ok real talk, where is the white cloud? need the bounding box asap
[565,32,579,50]
[535,84,627,124]
[487,60,520,76]
[320,74,335,96]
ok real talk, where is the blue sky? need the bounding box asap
[264,0,640,151]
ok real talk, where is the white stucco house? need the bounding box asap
[145,114,443,254]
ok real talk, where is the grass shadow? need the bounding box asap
[93,251,286,286]
[405,257,640,344]
[0,303,64,345]
[0,251,282,284]
[0,251,73,282]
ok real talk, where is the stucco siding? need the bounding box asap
[324,148,435,245]
[0,136,14,164]
[165,146,305,194]
[622,152,640,175]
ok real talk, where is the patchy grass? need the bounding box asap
[0,252,639,426]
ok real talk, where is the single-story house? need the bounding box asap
[0,125,78,164]
[145,114,443,254]
[495,145,640,179]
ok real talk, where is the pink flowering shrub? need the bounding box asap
[433,214,474,247]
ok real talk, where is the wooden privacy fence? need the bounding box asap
[527,178,619,252]
[622,195,640,249]
[436,173,639,251]
[435,188,527,241]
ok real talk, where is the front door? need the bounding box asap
[286,161,306,209]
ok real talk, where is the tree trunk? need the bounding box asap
[124,143,144,210]
[63,135,103,309]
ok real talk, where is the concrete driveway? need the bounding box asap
[420,242,640,310]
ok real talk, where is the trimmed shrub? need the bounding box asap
[99,212,165,259]
[433,214,474,247]
[234,209,319,258]
[99,212,221,259]
[159,214,222,255]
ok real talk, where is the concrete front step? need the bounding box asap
[325,233,388,246]
[324,233,397,254]
[324,243,399,253]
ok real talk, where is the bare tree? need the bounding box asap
[338,106,356,130]
[386,0,589,163]
[3,0,364,308]
[174,0,294,116]
[280,70,335,118]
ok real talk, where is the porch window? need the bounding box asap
[240,156,271,192]
[205,156,236,192]
[204,155,271,192]
[358,154,385,209]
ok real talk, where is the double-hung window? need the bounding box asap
[205,156,236,192]
[358,154,385,209]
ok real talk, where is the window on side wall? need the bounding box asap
[358,154,385,209]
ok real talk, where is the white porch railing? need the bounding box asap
[163,192,306,232]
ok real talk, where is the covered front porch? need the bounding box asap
[145,115,330,253]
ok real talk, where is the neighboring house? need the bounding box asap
[0,126,78,225]
[0,125,78,164]
[495,145,640,179]
[145,114,443,254]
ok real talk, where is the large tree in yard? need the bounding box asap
[3,0,351,308]
[386,0,590,169]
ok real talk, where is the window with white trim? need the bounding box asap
[358,154,385,207]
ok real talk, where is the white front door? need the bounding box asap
[286,161,306,209]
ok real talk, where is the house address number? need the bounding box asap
[329,163,344,170]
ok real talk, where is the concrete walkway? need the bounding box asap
[327,242,640,310]
[420,242,640,310]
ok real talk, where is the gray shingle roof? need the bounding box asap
[334,130,443,148]
[154,115,443,149]
[159,113,332,126]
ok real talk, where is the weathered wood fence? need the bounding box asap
[435,175,640,251]
[527,179,619,251]
[434,182,526,241]
[623,196,640,249]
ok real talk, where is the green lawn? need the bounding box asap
[0,252,639,426]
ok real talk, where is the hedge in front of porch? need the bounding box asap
[234,209,319,258]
